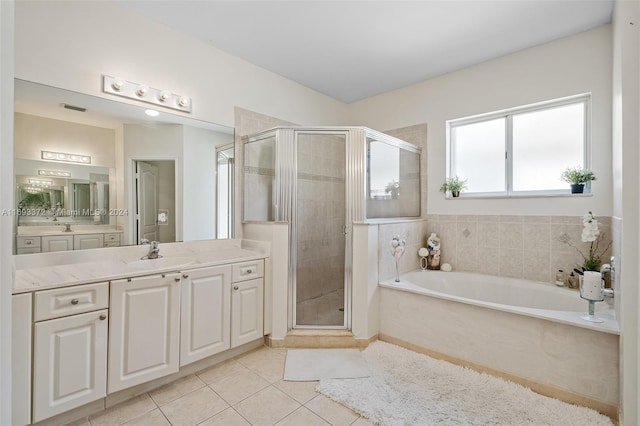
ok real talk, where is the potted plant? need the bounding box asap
[560,167,596,194]
[440,176,467,198]
[385,180,400,199]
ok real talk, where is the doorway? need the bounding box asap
[133,160,176,244]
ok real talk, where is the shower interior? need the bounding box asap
[243,127,421,330]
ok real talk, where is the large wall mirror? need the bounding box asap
[14,79,235,254]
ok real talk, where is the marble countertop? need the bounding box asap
[13,239,269,294]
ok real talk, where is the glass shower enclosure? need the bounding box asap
[243,127,420,330]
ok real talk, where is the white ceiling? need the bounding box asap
[114,0,613,103]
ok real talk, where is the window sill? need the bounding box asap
[445,193,593,200]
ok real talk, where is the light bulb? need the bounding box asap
[111,79,124,91]
[135,85,148,97]
[158,91,171,102]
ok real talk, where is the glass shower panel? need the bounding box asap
[243,136,276,222]
[295,133,346,327]
[366,138,421,218]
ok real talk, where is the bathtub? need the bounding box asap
[378,270,619,417]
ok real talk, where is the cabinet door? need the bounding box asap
[41,235,73,252]
[108,273,180,393]
[180,266,231,366]
[74,234,104,250]
[33,309,108,423]
[231,278,264,348]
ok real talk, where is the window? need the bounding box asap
[446,94,590,197]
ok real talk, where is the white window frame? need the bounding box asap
[445,93,591,198]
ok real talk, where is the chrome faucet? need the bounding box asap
[146,241,161,259]
[601,263,614,299]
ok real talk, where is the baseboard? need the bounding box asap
[379,333,618,421]
[266,331,377,349]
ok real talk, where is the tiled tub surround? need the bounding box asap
[378,215,612,285]
[379,273,619,418]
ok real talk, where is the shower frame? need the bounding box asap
[242,126,421,330]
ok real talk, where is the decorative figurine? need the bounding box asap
[426,233,441,270]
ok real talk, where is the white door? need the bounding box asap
[231,278,264,348]
[136,161,159,243]
[108,273,180,393]
[180,266,231,366]
[33,310,108,423]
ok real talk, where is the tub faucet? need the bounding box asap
[601,264,614,300]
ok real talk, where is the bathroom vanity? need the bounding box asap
[11,239,268,425]
[16,228,123,254]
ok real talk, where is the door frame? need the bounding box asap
[128,158,180,245]
[290,130,351,330]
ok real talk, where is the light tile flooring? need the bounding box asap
[296,289,345,327]
[77,346,373,426]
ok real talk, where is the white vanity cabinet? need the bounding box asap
[31,283,109,423]
[73,233,104,250]
[12,293,32,426]
[180,265,232,366]
[108,273,181,393]
[41,234,73,252]
[231,260,264,348]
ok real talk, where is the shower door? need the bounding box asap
[293,132,348,329]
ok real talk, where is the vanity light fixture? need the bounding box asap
[145,109,160,117]
[28,179,53,186]
[39,170,72,178]
[41,150,91,164]
[102,75,192,113]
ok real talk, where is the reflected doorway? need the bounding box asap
[216,144,234,239]
[133,160,176,244]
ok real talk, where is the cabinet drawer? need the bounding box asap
[232,260,264,282]
[103,241,120,248]
[34,282,109,321]
[16,236,40,249]
[17,247,41,255]
[104,233,121,243]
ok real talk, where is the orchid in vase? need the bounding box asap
[562,211,612,272]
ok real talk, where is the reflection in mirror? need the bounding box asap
[13,79,235,254]
[366,138,421,219]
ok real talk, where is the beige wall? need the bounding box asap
[351,25,613,218]
[14,1,349,130]
[611,1,640,423]
[14,113,116,168]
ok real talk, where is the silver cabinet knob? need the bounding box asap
[71,299,79,305]
[174,277,181,282]
[246,269,253,274]
[233,285,239,290]
[182,274,189,279]
[99,314,107,320]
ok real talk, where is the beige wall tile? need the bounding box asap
[500,223,524,250]
[499,249,524,278]
[477,222,500,248]
[457,246,478,272]
[523,250,551,283]
[523,223,551,251]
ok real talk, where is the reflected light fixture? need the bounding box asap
[28,179,53,186]
[102,75,192,113]
[39,170,72,177]
[41,150,91,164]
[145,109,160,117]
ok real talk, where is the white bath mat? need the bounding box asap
[284,348,371,381]
[317,341,612,426]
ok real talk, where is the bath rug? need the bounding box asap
[316,341,612,426]
[284,348,371,381]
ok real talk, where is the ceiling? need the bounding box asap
[114,0,613,103]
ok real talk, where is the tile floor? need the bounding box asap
[76,346,373,426]
[296,289,345,327]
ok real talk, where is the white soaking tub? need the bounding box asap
[379,270,619,418]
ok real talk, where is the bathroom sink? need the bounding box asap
[127,256,197,270]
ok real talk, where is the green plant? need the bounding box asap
[385,180,400,197]
[559,211,612,271]
[440,176,467,196]
[560,167,596,185]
